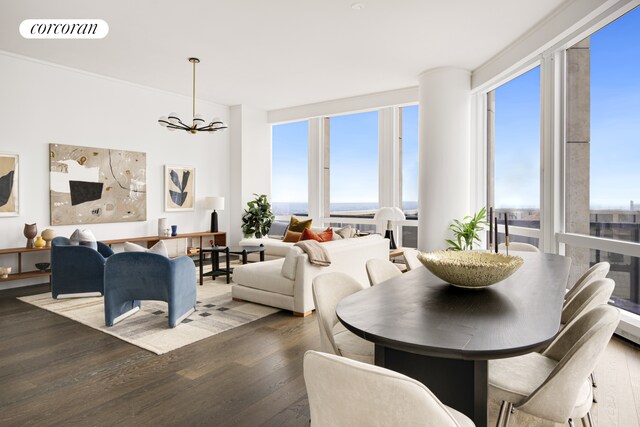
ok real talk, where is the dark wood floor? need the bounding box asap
[2,283,639,426]
[0,283,318,426]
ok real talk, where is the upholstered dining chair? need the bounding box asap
[402,248,423,271]
[312,272,373,363]
[497,242,540,252]
[490,305,620,427]
[560,278,615,326]
[51,236,114,299]
[304,350,474,427]
[558,277,615,401]
[565,262,610,303]
[366,258,402,286]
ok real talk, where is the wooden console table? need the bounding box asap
[0,231,226,285]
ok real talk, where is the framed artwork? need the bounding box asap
[50,143,147,225]
[164,165,195,211]
[0,153,19,217]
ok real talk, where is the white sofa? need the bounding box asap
[238,226,352,260]
[232,234,389,316]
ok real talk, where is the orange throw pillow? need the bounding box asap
[300,228,333,243]
[283,230,302,243]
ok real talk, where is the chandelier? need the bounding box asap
[158,58,227,134]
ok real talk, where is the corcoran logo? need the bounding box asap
[19,19,108,39]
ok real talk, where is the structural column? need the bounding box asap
[418,68,471,251]
[565,38,591,285]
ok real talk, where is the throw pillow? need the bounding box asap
[268,221,289,239]
[124,240,169,258]
[300,228,333,243]
[282,230,302,243]
[288,216,313,232]
[69,229,98,250]
[336,226,355,239]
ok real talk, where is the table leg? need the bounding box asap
[199,249,204,286]
[375,345,488,427]
[259,244,265,262]
[242,250,248,265]
[225,247,230,284]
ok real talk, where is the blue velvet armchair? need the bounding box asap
[104,252,197,328]
[51,236,114,299]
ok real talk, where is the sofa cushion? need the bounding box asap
[124,240,169,258]
[281,246,304,280]
[233,259,295,296]
[301,227,333,242]
[69,229,98,250]
[288,216,313,232]
[283,230,302,243]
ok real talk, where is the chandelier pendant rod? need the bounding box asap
[192,58,196,120]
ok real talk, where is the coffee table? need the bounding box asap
[199,245,265,285]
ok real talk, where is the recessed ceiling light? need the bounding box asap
[351,3,365,10]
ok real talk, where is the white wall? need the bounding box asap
[0,52,230,288]
[228,105,271,245]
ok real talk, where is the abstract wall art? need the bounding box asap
[0,153,19,217]
[164,165,195,211]
[50,143,146,225]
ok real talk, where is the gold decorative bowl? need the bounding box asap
[417,250,524,289]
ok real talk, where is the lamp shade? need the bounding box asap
[205,196,224,210]
[373,207,406,222]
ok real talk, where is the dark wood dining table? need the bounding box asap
[336,252,571,427]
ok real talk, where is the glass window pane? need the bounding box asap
[329,111,378,217]
[272,121,308,216]
[590,7,640,243]
[493,66,541,229]
[401,105,419,219]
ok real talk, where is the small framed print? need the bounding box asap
[0,153,19,217]
[164,165,195,212]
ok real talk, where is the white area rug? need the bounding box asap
[18,278,279,355]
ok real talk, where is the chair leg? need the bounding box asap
[590,372,597,387]
[586,411,594,427]
[569,418,576,427]
[496,401,507,427]
[496,401,516,427]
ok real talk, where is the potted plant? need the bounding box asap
[446,207,488,251]
[241,194,275,238]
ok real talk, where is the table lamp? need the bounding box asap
[204,196,224,232]
[374,207,406,250]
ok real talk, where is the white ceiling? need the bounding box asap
[0,0,569,111]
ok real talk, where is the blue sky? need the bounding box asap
[590,7,640,209]
[273,6,640,210]
[494,66,541,209]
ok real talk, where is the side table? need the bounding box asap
[200,245,265,285]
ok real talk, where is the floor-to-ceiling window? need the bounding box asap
[401,105,419,247]
[564,7,640,314]
[488,66,541,247]
[271,120,309,216]
[328,111,379,223]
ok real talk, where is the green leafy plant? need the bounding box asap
[241,194,275,238]
[446,207,488,251]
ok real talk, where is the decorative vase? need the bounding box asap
[24,223,37,248]
[41,229,56,247]
[34,236,46,248]
[0,266,11,279]
[171,225,178,236]
[158,218,167,237]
